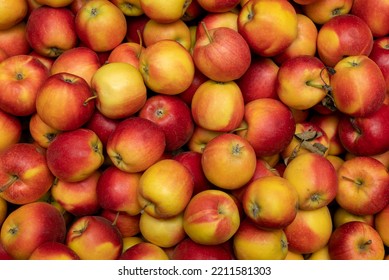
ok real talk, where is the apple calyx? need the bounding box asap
[0,174,19,193]
[15,72,24,81]
[250,203,261,219]
[201,21,213,44]
[8,226,18,236]
[49,47,64,57]
[232,143,244,156]
[331,8,342,17]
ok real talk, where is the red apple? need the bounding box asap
[100,209,140,238]
[369,37,389,91]
[84,110,120,147]
[195,11,238,40]
[125,14,148,43]
[107,42,144,69]
[29,241,80,260]
[0,22,31,57]
[182,0,206,22]
[197,0,240,13]
[0,109,22,153]
[119,242,169,260]
[139,0,191,23]
[187,126,224,154]
[178,68,208,105]
[0,241,13,260]
[302,0,354,25]
[29,113,61,149]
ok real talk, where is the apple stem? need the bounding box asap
[112,211,120,226]
[349,118,362,135]
[83,95,98,106]
[0,175,19,193]
[341,176,363,186]
[201,21,213,43]
[137,29,143,54]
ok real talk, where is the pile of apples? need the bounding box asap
[0,0,389,261]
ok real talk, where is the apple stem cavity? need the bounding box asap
[0,174,19,193]
[341,176,364,186]
[201,21,213,44]
[251,203,260,218]
[359,239,372,250]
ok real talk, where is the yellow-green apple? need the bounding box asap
[46,128,104,183]
[29,241,80,260]
[0,22,30,57]
[139,39,195,95]
[196,0,239,13]
[302,0,353,25]
[0,143,54,205]
[193,24,251,82]
[283,153,338,210]
[106,117,166,173]
[119,242,169,260]
[337,103,389,156]
[35,0,74,7]
[84,110,120,147]
[182,0,205,22]
[96,166,142,215]
[36,72,95,131]
[328,221,385,260]
[122,236,143,252]
[110,0,143,16]
[187,126,224,153]
[201,133,256,190]
[307,246,330,260]
[142,19,191,50]
[51,171,101,216]
[139,0,191,23]
[195,11,238,40]
[137,159,194,218]
[236,98,296,157]
[0,54,49,116]
[0,201,66,260]
[178,68,208,105]
[107,42,143,68]
[0,0,28,30]
[90,62,147,119]
[233,218,288,260]
[171,237,233,260]
[191,80,244,132]
[276,55,330,110]
[351,0,389,38]
[75,0,127,52]
[336,156,389,216]
[0,241,13,260]
[29,113,61,149]
[0,197,7,226]
[284,206,333,255]
[139,211,185,248]
[237,0,298,57]
[0,109,22,153]
[139,94,194,152]
[326,154,344,171]
[183,189,240,245]
[125,14,148,43]
[285,250,304,260]
[316,14,374,67]
[375,204,389,247]
[66,215,123,260]
[369,37,389,91]
[100,209,140,238]
[242,176,298,229]
[333,206,374,228]
[25,6,77,57]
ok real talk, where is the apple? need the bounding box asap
[139,0,191,23]
[110,0,144,16]
[0,201,66,260]
[96,166,142,216]
[138,94,194,152]
[285,250,304,260]
[29,50,54,70]
[182,0,205,22]
[233,218,288,260]
[84,110,120,147]
[75,0,127,52]
[302,0,353,25]
[0,0,28,30]
[328,221,385,260]
[139,39,195,95]
[107,42,144,68]
[137,159,194,219]
[0,241,13,260]
[100,209,140,238]
[0,54,49,116]
[238,0,298,57]
[326,155,345,172]
[375,204,389,247]
[0,22,31,57]
[35,0,74,7]
[193,24,251,82]
[46,128,104,183]
[125,14,148,43]
[333,206,375,229]
[242,176,298,229]
[196,0,239,13]
[369,37,389,91]
[0,109,22,153]
[66,215,123,260]
[187,126,224,154]
[336,156,389,216]
[178,68,208,105]
[29,113,61,149]
[0,143,54,205]
[0,197,7,226]
[195,11,238,41]
[29,241,80,260]
[89,62,147,119]
[106,117,166,173]
[122,236,143,252]
[119,242,169,260]
[307,246,330,260]
[0,49,7,62]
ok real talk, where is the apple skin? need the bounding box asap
[195,11,238,41]
[139,94,195,152]
[66,215,123,260]
[302,0,354,25]
[336,156,389,216]
[0,197,7,227]
[178,68,208,105]
[316,14,373,67]
[0,54,49,116]
[187,125,224,154]
[110,0,144,16]
[0,109,22,153]
[0,22,31,57]
[197,0,240,13]
[333,206,374,229]
[0,143,54,205]
[29,241,80,260]
[139,0,191,24]
[0,0,28,31]
[84,110,120,147]
[46,128,105,183]
[100,209,140,238]
[369,37,389,91]
[29,113,61,149]
[107,42,144,69]
[193,25,251,82]
[375,204,389,247]
[106,117,166,173]
[119,242,169,260]
[25,6,78,57]
[0,202,66,260]
[328,221,385,260]
[125,14,149,43]
[0,241,13,260]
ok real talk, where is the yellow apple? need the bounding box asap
[0,0,28,30]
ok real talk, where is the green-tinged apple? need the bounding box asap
[236,98,296,157]
[0,143,54,205]
[110,0,144,16]
[75,0,127,52]
[242,176,298,229]
[333,206,374,228]
[0,0,28,30]
[328,221,385,260]
[119,242,169,260]
[233,218,288,260]
[138,159,194,218]
[84,110,120,147]
[139,94,195,152]
[336,156,389,216]
[89,62,147,119]
[375,204,389,247]
[0,202,66,260]
[193,24,251,82]
[35,0,74,7]
[238,0,298,57]
[284,206,333,255]
[139,0,191,23]
[29,241,80,260]
[201,133,256,190]
[195,11,238,40]
[107,42,144,68]
[66,215,123,260]
[36,72,95,131]
[0,109,22,153]
[139,39,195,95]
[0,22,31,57]
[0,54,49,116]
[187,126,224,153]
[197,0,239,13]
[106,117,166,173]
[29,113,61,149]
[183,189,240,245]
[96,166,142,216]
[100,209,140,238]
[51,171,101,217]
[25,6,77,57]
[302,0,353,25]
[46,128,104,183]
